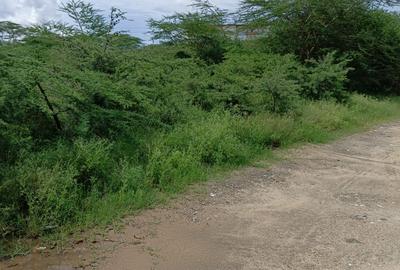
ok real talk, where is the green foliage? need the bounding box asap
[349,11,400,94]
[240,0,370,59]
[260,70,300,113]
[232,113,295,148]
[300,52,351,101]
[149,0,229,64]
[1,139,110,237]
[0,21,27,43]
[191,52,302,114]
[146,148,204,192]
[2,0,400,256]
[239,0,400,94]
[163,113,252,166]
[59,0,126,37]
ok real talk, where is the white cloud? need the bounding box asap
[0,0,240,40]
[0,0,60,25]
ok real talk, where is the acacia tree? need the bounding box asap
[239,0,400,94]
[149,0,229,64]
[0,0,145,159]
[240,0,373,59]
[58,0,140,72]
[59,0,125,36]
[0,21,27,43]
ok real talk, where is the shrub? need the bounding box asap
[297,101,350,133]
[116,161,146,193]
[15,162,81,237]
[0,139,116,237]
[146,148,204,191]
[163,113,252,166]
[203,52,302,114]
[72,139,114,194]
[233,113,295,149]
[260,70,300,113]
[145,112,257,191]
[300,52,351,102]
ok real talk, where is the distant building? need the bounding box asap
[221,24,265,40]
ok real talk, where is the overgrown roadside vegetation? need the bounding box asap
[1,0,400,257]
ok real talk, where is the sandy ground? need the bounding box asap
[3,122,400,270]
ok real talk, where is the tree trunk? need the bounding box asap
[36,82,63,131]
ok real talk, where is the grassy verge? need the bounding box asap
[2,94,400,258]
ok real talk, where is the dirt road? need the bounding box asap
[3,122,400,270]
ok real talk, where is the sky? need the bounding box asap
[0,0,240,41]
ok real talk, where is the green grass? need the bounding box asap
[2,94,400,258]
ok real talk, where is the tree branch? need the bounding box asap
[36,82,63,131]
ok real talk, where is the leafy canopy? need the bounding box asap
[149,0,230,64]
[239,0,400,94]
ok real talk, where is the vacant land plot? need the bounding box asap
[3,122,400,270]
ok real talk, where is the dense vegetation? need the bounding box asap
[1,0,400,255]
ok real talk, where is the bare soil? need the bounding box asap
[3,122,400,270]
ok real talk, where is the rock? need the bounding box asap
[345,238,362,244]
[351,214,368,221]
